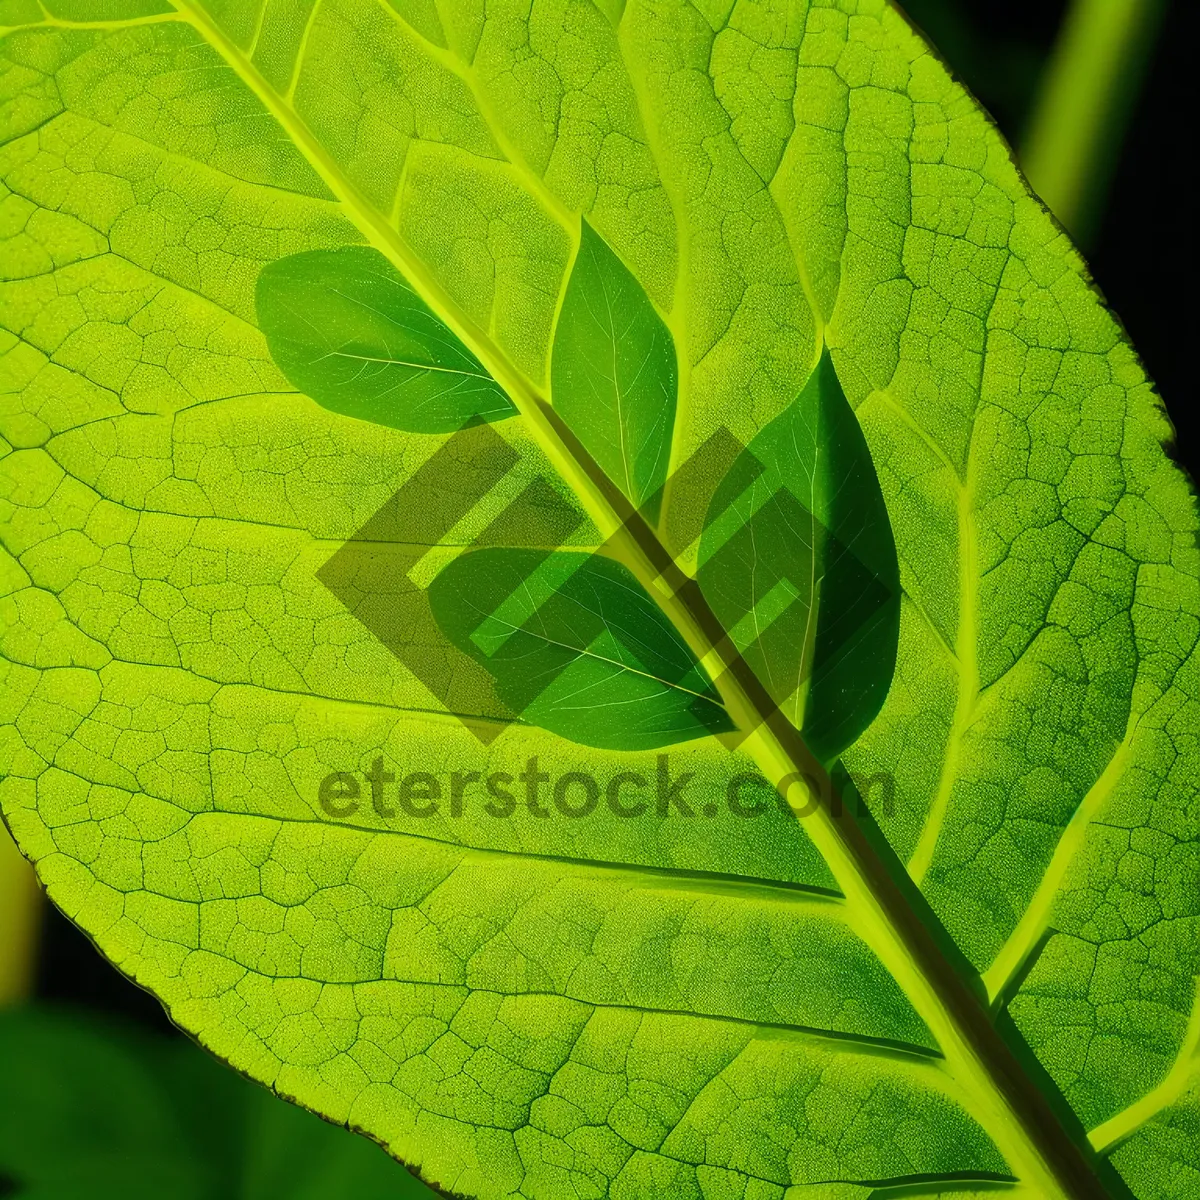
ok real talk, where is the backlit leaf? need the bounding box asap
[257,246,516,433]
[0,4,1196,1200]
[429,548,735,749]
[697,348,900,762]
[551,220,678,519]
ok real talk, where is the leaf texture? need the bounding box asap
[429,548,736,749]
[256,246,517,432]
[551,220,678,518]
[0,3,1196,1200]
[697,348,899,762]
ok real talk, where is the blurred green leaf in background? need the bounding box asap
[903,0,1167,245]
[0,1007,437,1200]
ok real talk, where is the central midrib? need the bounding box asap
[171,6,1110,1197]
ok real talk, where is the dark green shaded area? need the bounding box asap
[0,1007,436,1199]
[698,350,899,763]
[429,548,734,749]
[256,246,515,433]
[551,221,677,520]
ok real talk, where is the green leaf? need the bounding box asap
[697,348,899,763]
[551,221,677,519]
[0,1006,436,1199]
[256,246,516,433]
[1106,1081,1200,1200]
[0,4,1196,1200]
[429,548,735,749]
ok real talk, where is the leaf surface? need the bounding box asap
[256,246,517,432]
[0,4,1196,1200]
[697,348,899,762]
[429,548,735,749]
[551,221,677,518]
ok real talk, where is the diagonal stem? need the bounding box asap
[172,5,1111,1194]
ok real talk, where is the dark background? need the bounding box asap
[900,0,1194,479]
[34,0,1196,1035]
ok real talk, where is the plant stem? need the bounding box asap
[173,8,1112,1193]
[1021,0,1165,245]
[0,823,41,1007]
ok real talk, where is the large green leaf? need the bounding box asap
[0,3,1196,1200]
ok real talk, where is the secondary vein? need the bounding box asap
[165,9,1111,1195]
